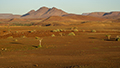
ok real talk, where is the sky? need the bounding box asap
[0,0,120,15]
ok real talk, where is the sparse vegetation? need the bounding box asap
[52,29,58,32]
[0,6,120,68]
[29,30,34,33]
[51,34,55,37]
[14,39,18,41]
[35,36,39,39]
[68,32,75,36]
[7,36,13,38]
[11,23,34,26]
[52,29,64,32]
[82,30,85,32]
[106,35,111,40]
[116,36,120,41]
[91,30,96,32]
[35,37,43,48]
[73,29,78,32]
[15,31,18,33]
[21,35,26,38]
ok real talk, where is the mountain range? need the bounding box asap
[82,12,120,19]
[0,6,120,19]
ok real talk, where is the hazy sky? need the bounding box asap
[0,0,120,15]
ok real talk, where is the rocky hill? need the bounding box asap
[21,7,68,18]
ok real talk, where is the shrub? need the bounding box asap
[52,30,58,32]
[116,38,120,41]
[91,30,96,32]
[29,30,34,33]
[116,36,120,41]
[38,45,42,48]
[21,35,26,38]
[73,29,78,32]
[29,30,36,33]
[15,31,18,33]
[7,36,13,38]
[35,36,40,39]
[68,32,75,36]
[14,39,18,41]
[56,29,60,32]
[59,29,63,32]
[106,35,111,39]
[82,30,85,32]
[51,34,55,37]
[52,29,63,32]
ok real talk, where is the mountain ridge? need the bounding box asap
[0,6,120,19]
[82,11,120,19]
[21,7,68,18]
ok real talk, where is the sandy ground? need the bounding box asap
[0,25,120,68]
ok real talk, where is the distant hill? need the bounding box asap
[82,11,120,19]
[0,14,21,19]
[21,7,68,18]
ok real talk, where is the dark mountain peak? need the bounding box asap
[21,10,35,17]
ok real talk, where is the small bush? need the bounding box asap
[73,29,78,32]
[106,35,111,39]
[29,30,36,33]
[38,45,42,48]
[82,30,85,32]
[91,30,96,32]
[116,38,120,41]
[35,37,39,39]
[52,30,58,32]
[116,36,120,41]
[52,29,63,32]
[51,34,55,37]
[15,31,18,33]
[68,32,75,36]
[29,31,34,33]
[21,35,26,38]
[56,29,60,32]
[39,25,41,27]
[7,36,13,38]
[59,29,63,32]
[14,39,18,41]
